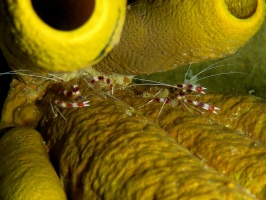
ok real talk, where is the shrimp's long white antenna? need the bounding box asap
[16,73,61,81]
[201,57,235,72]
[82,77,105,98]
[188,103,204,114]
[201,64,235,73]
[154,89,163,97]
[48,74,64,82]
[132,78,174,88]
[1,70,62,82]
[133,78,168,85]
[196,71,255,82]
[0,70,68,83]
[49,99,57,118]
[183,102,194,114]
[54,106,67,121]
[0,70,29,74]
[83,77,95,89]
[83,77,124,103]
[156,99,167,119]
[184,64,192,83]
[189,57,236,81]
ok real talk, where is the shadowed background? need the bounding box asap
[0,51,11,114]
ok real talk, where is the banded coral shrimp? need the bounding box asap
[0,69,113,121]
[42,74,120,121]
[128,58,254,118]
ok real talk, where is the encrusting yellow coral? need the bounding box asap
[0,0,266,199]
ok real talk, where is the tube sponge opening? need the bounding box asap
[31,0,95,30]
[225,0,257,19]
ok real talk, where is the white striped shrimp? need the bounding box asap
[1,69,90,104]
[88,76,114,94]
[48,75,116,120]
[0,69,93,121]
[0,68,119,121]
[131,58,254,116]
[48,82,91,121]
[181,58,255,95]
[54,100,90,108]
[54,83,90,107]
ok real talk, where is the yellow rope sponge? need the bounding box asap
[119,87,266,199]
[0,0,126,72]
[0,127,66,200]
[194,94,266,144]
[94,0,265,74]
[39,84,256,199]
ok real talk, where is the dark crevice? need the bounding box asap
[0,50,11,119]
[127,0,138,5]
[31,0,95,30]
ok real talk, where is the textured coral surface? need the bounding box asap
[35,79,266,199]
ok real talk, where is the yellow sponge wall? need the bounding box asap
[95,0,265,74]
[0,0,126,72]
[0,128,66,200]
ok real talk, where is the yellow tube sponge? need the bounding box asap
[94,0,265,74]
[0,127,66,200]
[0,0,126,72]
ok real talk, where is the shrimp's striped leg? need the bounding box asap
[176,84,206,94]
[90,76,114,94]
[60,84,82,100]
[71,84,82,99]
[147,97,171,118]
[186,100,220,114]
[147,97,171,104]
[55,100,90,108]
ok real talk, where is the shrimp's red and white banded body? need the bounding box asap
[54,100,90,108]
[90,76,114,94]
[132,59,243,115]
[148,97,171,104]
[176,84,206,94]
[185,99,220,114]
[54,84,89,108]
[147,95,219,114]
[70,84,81,99]
[59,84,82,100]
